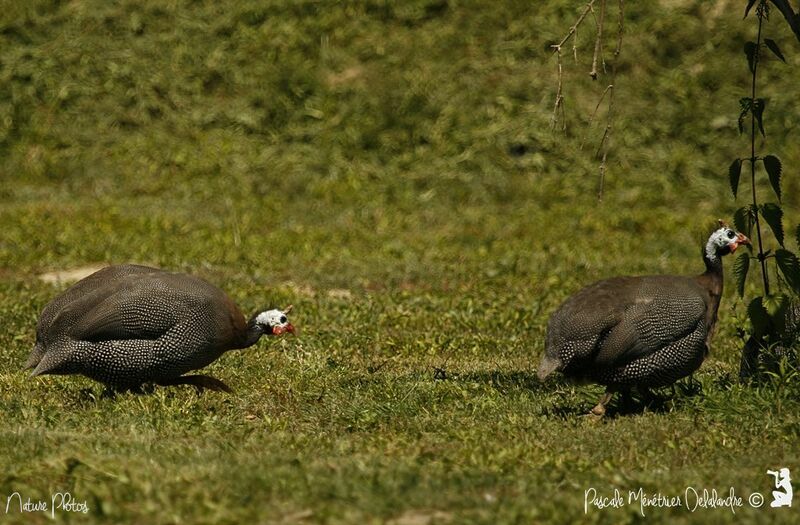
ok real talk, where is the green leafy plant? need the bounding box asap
[731,0,800,380]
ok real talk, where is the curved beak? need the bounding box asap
[730,232,750,253]
[272,323,295,336]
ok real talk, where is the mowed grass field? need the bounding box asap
[2,0,800,523]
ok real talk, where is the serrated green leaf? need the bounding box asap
[763,293,788,336]
[760,203,784,246]
[770,0,800,44]
[728,159,742,198]
[775,248,800,293]
[738,98,752,135]
[748,297,770,339]
[744,0,758,18]
[764,38,786,62]
[733,252,750,297]
[763,155,782,201]
[753,98,766,136]
[744,41,758,72]
[763,293,786,317]
[733,205,754,238]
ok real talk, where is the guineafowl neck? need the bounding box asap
[236,320,265,349]
[697,254,724,333]
[698,254,724,295]
[702,253,723,277]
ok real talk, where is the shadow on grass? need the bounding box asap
[540,395,685,420]
[444,370,550,394]
[537,376,706,420]
[432,369,685,419]
[73,382,200,406]
[607,377,706,419]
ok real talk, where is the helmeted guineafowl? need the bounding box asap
[25,264,295,393]
[538,221,749,416]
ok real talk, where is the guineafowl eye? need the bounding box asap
[727,230,735,239]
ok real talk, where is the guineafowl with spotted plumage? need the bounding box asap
[25,264,294,393]
[538,221,749,416]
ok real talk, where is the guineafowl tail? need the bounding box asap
[30,349,73,377]
[24,343,46,370]
[537,354,563,381]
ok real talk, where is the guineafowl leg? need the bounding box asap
[156,375,233,393]
[619,388,634,411]
[589,390,613,417]
[98,383,153,397]
[637,385,669,404]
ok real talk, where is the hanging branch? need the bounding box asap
[590,0,607,80]
[551,48,566,132]
[551,1,597,52]
[581,84,613,148]
[550,1,597,130]
[596,0,624,199]
[550,0,624,199]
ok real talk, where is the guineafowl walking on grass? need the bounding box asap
[538,221,749,417]
[25,264,294,393]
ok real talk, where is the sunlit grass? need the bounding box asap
[1,0,800,523]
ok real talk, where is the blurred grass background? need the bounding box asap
[1,0,800,523]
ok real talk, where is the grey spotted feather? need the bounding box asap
[26,264,294,392]
[538,223,750,416]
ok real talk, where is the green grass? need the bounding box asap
[2,0,800,523]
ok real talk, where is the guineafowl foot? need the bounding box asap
[78,387,98,403]
[100,383,154,397]
[674,375,703,397]
[588,405,605,417]
[100,387,117,399]
[155,375,233,393]
[587,390,613,418]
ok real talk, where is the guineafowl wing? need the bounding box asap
[27,266,159,369]
[36,264,161,341]
[545,277,638,362]
[593,277,708,367]
[64,273,198,342]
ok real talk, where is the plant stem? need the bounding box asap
[751,4,770,297]
[551,1,597,52]
[590,0,607,80]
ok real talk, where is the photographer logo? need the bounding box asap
[767,468,792,508]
